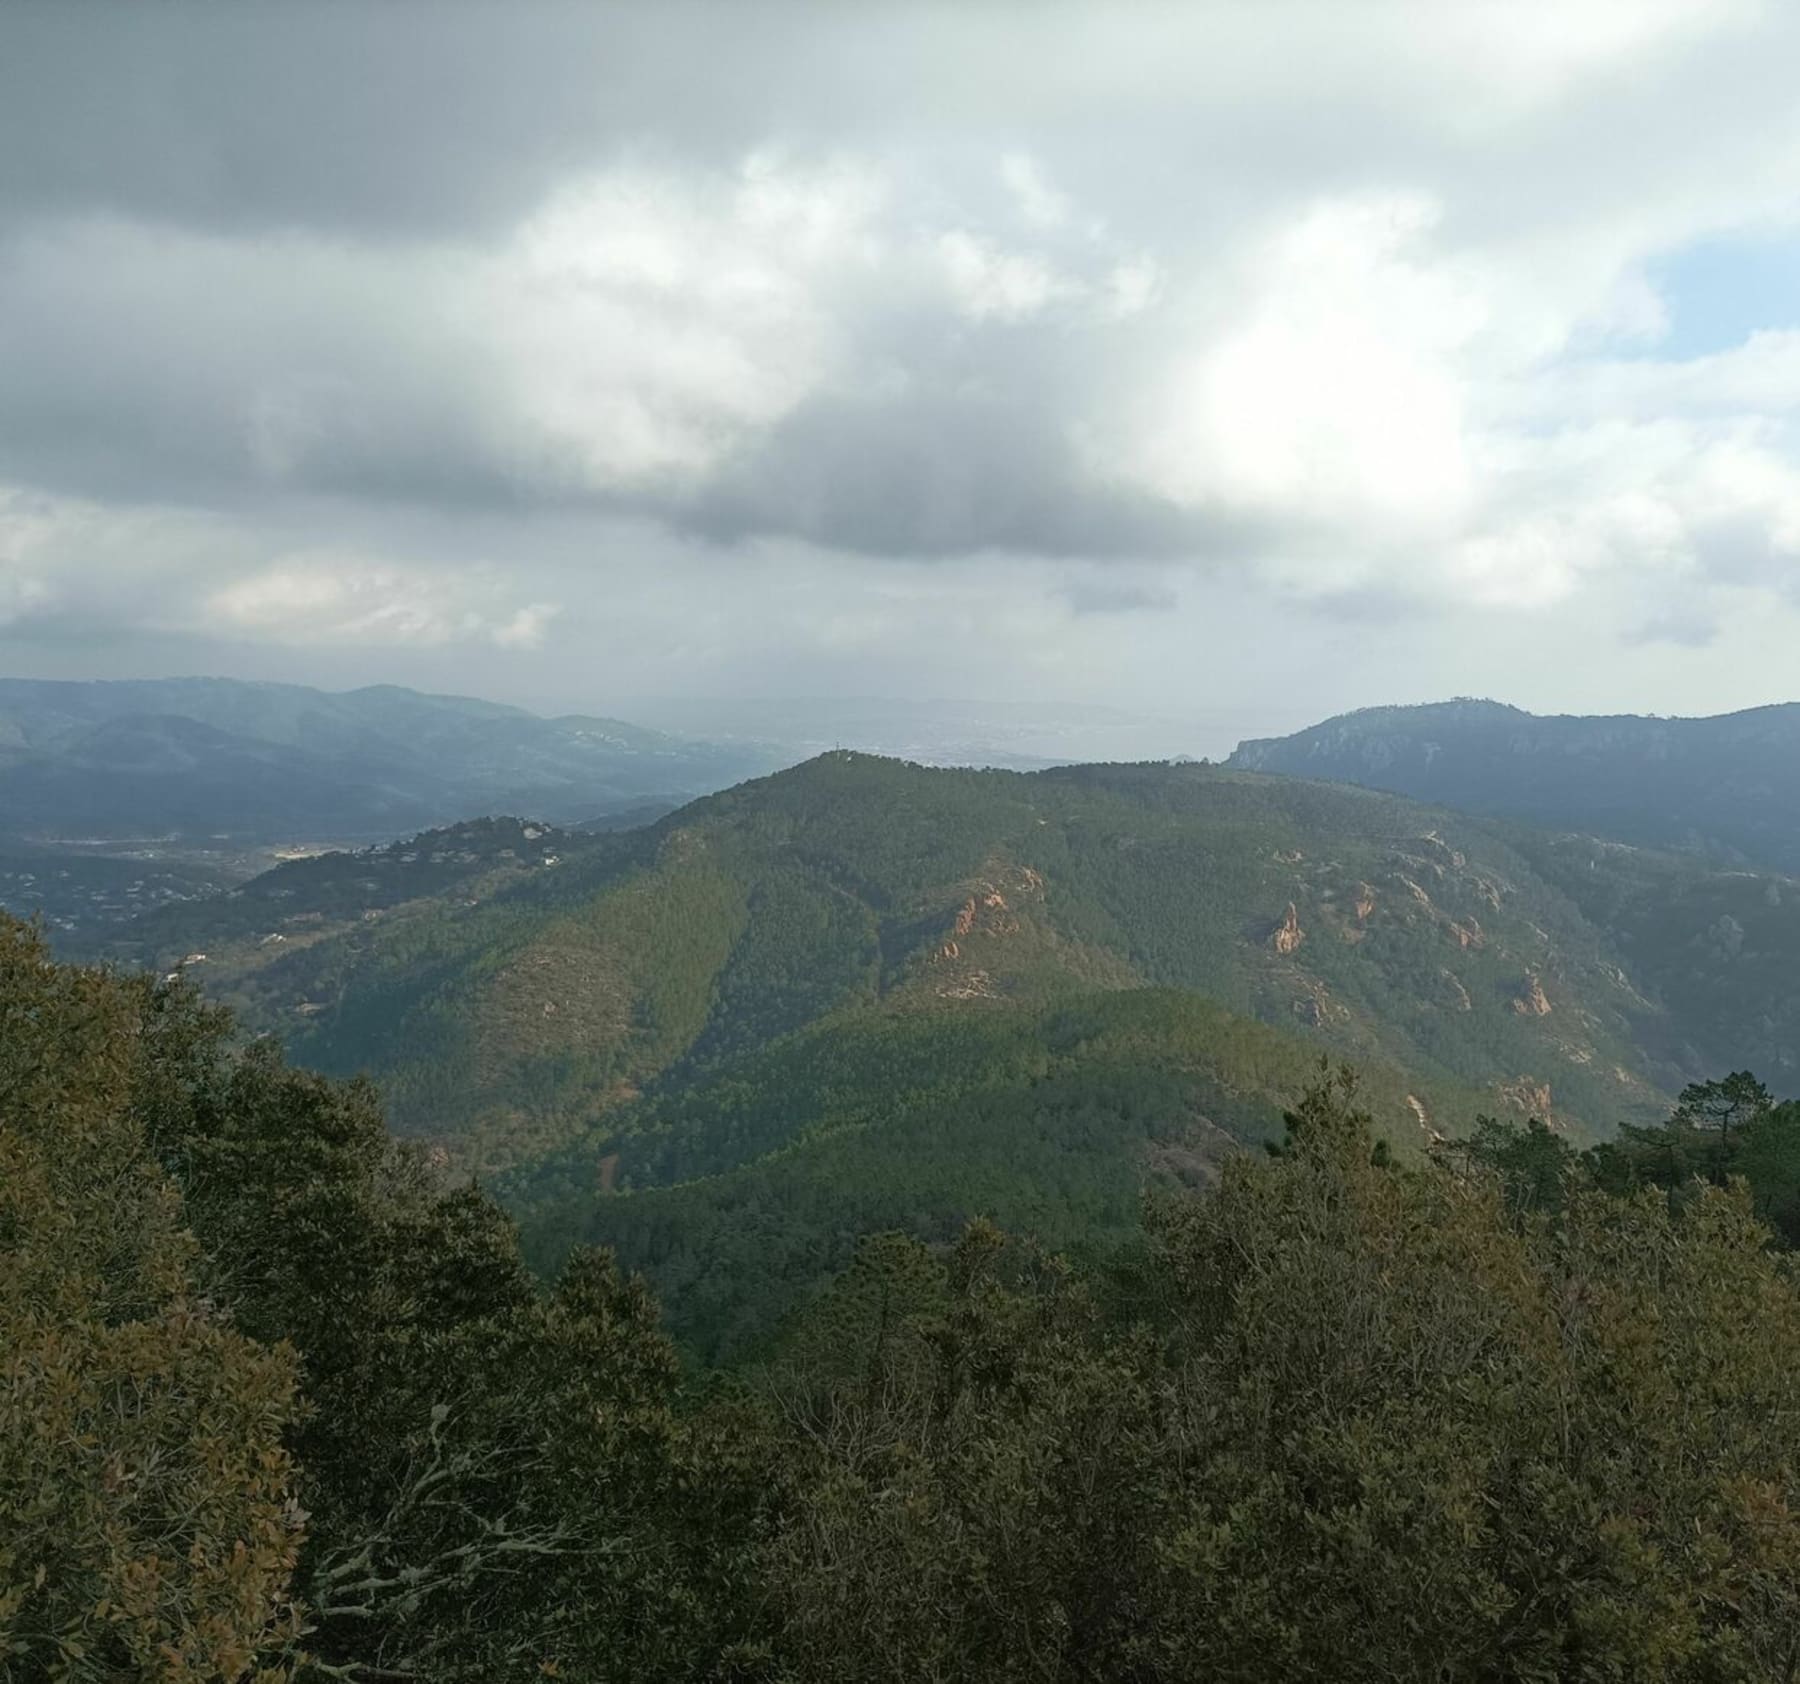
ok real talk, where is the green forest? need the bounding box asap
[14,914,1800,1682]
[91,752,1800,1204]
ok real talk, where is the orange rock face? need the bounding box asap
[1271,902,1304,955]
[1513,971,1552,1016]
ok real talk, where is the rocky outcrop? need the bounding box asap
[1405,1095,1446,1145]
[1448,917,1484,950]
[1288,975,1342,1026]
[934,868,1040,968]
[1513,971,1552,1016]
[1271,902,1304,955]
[1440,969,1472,1012]
[1418,830,1466,869]
[1499,1077,1554,1118]
[942,870,1034,953]
[980,889,1021,934]
[1353,883,1377,922]
[937,968,999,1001]
[1398,876,1434,910]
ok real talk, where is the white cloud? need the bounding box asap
[1124,192,1481,539]
[205,554,563,648]
[1000,153,1071,231]
[937,229,1071,322]
[492,602,561,649]
[0,490,57,622]
[472,153,885,488]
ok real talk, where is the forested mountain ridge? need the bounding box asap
[95,752,1691,1158]
[1227,697,1800,871]
[0,675,778,842]
[87,749,1800,1352]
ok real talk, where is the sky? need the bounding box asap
[6,0,1800,757]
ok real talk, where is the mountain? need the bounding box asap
[0,676,780,844]
[1227,698,1800,872]
[99,751,1689,1148]
[92,750,1800,1354]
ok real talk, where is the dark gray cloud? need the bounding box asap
[2,4,736,238]
[682,385,1266,561]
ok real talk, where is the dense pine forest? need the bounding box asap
[12,912,1800,1681]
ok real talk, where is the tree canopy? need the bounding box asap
[12,914,1800,1681]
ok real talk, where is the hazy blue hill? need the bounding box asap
[0,712,409,838]
[1227,698,1800,871]
[0,675,780,843]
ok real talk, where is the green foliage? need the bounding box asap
[1459,1112,1582,1216]
[1506,826,1800,1094]
[1584,1072,1800,1247]
[25,903,1800,1680]
[1139,1070,1800,1681]
[0,920,301,1682]
[761,1231,951,1398]
[759,1223,1168,1682]
[761,1069,1800,1681]
[119,959,767,1682]
[512,990,1425,1363]
[5,917,769,1682]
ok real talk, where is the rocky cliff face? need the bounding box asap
[1271,902,1304,955]
[1514,971,1553,1017]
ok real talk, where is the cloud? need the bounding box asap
[5,0,1800,726]
[0,484,562,654]
[1000,154,1072,232]
[1118,193,1480,537]
[203,554,554,648]
[937,230,1072,322]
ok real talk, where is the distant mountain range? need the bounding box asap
[0,677,782,843]
[1228,698,1800,872]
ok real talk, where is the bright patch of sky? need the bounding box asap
[1649,232,1800,359]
